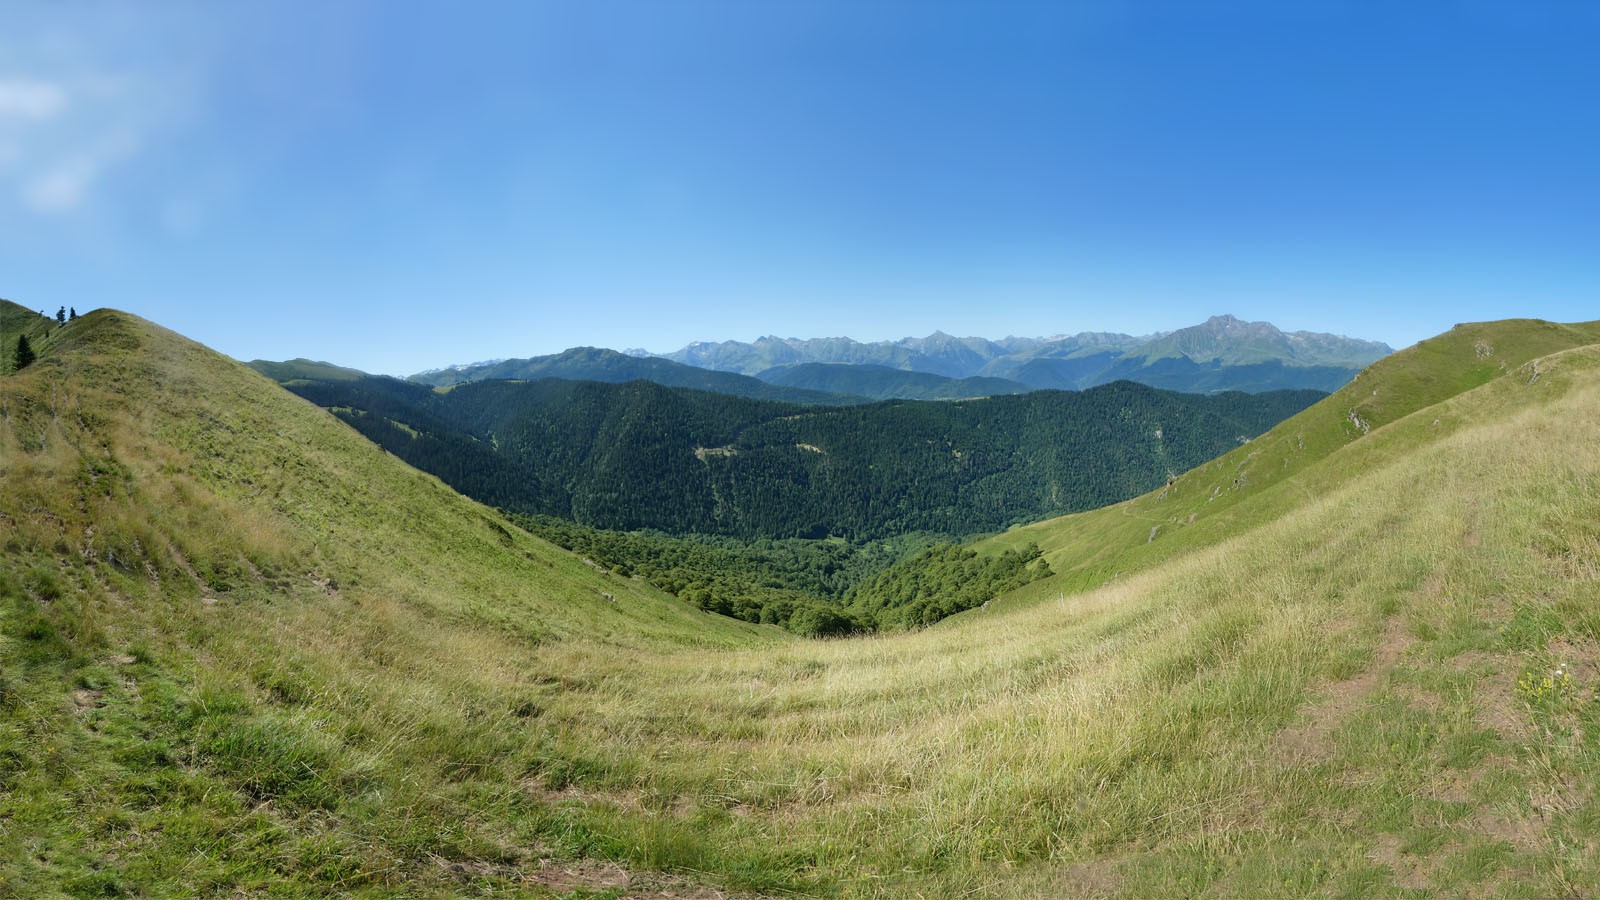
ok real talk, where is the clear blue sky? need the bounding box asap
[2,1,1596,375]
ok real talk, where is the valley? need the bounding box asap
[255,355,1317,634]
[265,369,1319,541]
[4,301,1600,897]
[6,4,1590,897]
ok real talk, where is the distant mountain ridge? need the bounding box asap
[403,346,864,405]
[754,363,1034,400]
[665,331,1058,379]
[408,315,1392,399]
[246,358,369,383]
[657,315,1392,394]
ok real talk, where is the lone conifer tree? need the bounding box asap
[69,307,78,321]
[14,334,35,371]
[56,306,66,325]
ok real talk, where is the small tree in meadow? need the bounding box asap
[14,334,35,371]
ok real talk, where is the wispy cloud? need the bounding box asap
[0,79,67,118]
[0,71,125,215]
[0,10,211,221]
[22,154,97,213]
[19,127,141,213]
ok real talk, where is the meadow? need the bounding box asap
[4,304,1599,897]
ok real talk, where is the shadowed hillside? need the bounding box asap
[754,361,1034,400]
[276,371,1322,540]
[405,345,863,404]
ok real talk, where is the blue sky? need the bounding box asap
[2,1,1596,375]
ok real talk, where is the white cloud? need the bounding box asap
[1,7,230,221]
[0,80,66,118]
[3,74,147,215]
[22,155,97,213]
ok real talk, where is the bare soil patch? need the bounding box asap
[1455,651,1529,746]
[1275,617,1414,762]
[1548,635,1600,688]
[435,849,761,898]
[528,856,760,898]
[71,688,105,709]
[1050,855,1124,899]
[521,777,699,819]
[1369,833,1432,891]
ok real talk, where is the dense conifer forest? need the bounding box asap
[511,515,1051,633]
[279,374,1322,541]
[266,371,1320,631]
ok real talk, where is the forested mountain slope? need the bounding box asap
[405,345,862,403]
[276,372,1322,539]
[754,361,1034,399]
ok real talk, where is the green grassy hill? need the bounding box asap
[0,308,777,897]
[6,309,1600,897]
[0,300,66,375]
[245,357,372,384]
[980,318,1600,594]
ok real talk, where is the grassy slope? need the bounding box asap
[6,310,1600,897]
[0,300,63,375]
[981,319,1600,595]
[246,357,373,383]
[1,309,776,897]
[570,330,1600,898]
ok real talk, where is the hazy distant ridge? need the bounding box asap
[409,315,1393,398]
[660,315,1392,393]
[404,346,861,404]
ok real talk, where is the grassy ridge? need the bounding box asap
[529,336,1600,896]
[980,319,1600,595]
[1,308,778,896]
[5,308,1600,896]
[0,301,64,375]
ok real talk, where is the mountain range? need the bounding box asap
[657,313,1393,390]
[403,346,863,404]
[413,314,1392,399]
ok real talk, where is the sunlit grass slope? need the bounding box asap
[1,301,63,375]
[555,331,1600,898]
[5,308,1600,897]
[981,318,1600,595]
[1,308,777,897]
